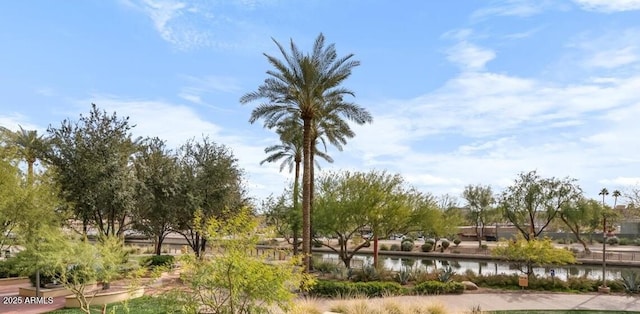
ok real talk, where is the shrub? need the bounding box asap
[633,238,640,246]
[425,238,436,246]
[395,266,412,285]
[0,258,22,278]
[621,271,640,293]
[312,240,323,248]
[441,240,450,250]
[313,259,340,274]
[618,238,631,246]
[480,244,488,250]
[390,244,401,251]
[310,280,403,298]
[566,276,598,292]
[437,266,455,283]
[413,280,464,295]
[29,271,59,288]
[379,244,390,251]
[607,236,620,245]
[401,239,414,252]
[351,265,379,282]
[453,238,461,246]
[421,243,433,252]
[144,255,175,268]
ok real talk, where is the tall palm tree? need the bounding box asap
[0,125,48,183]
[260,124,333,255]
[612,190,621,208]
[599,188,609,207]
[241,33,371,271]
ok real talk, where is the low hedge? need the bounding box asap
[0,258,22,278]
[414,280,465,295]
[310,280,404,298]
[144,255,175,268]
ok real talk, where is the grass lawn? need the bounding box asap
[47,296,165,314]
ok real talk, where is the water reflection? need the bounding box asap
[314,253,627,280]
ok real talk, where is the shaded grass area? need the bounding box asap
[47,296,164,314]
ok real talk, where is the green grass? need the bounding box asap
[47,296,165,314]
[489,311,640,314]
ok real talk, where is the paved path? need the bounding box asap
[0,282,65,314]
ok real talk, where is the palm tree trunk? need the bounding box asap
[302,118,312,272]
[293,159,301,256]
[309,147,316,270]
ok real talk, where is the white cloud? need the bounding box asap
[584,47,638,69]
[121,0,273,50]
[471,0,552,20]
[599,177,640,186]
[446,42,496,71]
[0,114,41,133]
[573,0,640,12]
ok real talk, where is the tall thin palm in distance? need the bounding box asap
[241,33,372,271]
[612,190,621,208]
[599,188,609,206]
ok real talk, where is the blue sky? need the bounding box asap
[1,0,639,206]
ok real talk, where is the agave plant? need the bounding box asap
[621,270,640,293]
[438,266,456,283]
[396,266,412,285]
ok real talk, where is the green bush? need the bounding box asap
[390,244,401,251]
[144,255,175,268]
[618,237,631,246]
[0,258,22,278]
[313,260,340,274]
[379,244,390,251]
[401,239,414,252]
[310,280,403,298]
[607,236,620,245]
[425,238,436,246]
[441,240,450,250]
[633,238,640,246]
[566,276,598,292]
[421,243,433,252]
[413,280,464,295]
[351,266,379,282]
[453,238,461,246]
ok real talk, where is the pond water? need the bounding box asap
[314,253,631,281]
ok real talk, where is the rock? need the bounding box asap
[462,280,478,290]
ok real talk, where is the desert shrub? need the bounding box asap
[480,244,488,250]
[379,244,390,251]
[390,244,401,251]
[437,266,455,283]
[413,280,464,295]
[144,255,175,268]
[441,240,450,250]
[606,279,625,292]
[607,236,620,245]
[314,259,340,274]
[351,265,379,282]
[529,276,569,291]
[566,276,598,292]
[0,257,22,278]
[453,238,461,246]
[401,239,414,252]
[310,280,403,298]
[395,266,412,285]
[474,274,519,288]
[425,238,436,246]
[421,243,433,252]
[618,237,631,245]
[633,238,640,246]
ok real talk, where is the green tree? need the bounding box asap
[499,170,582,241]
[45,104,140,236]
[174,137,247,258]
[313,171,439,268]
[558,198,604,253]
[241,33,372,271]
[161,207,312,313]
[262,192,301,254]
[462,184,495,248]
[492,236,576,279]
[132,137,181,255]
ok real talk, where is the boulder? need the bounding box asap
[461,280,478,290]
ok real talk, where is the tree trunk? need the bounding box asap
[373,235,379,268]
[578,237,591,254]
[293,159,301,256]
[309,148,315,271]
[301,118,312,272]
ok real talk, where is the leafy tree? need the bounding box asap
[462,184,495,247]
[262,192,301,254]
[492,236,576,279]
[558,198,605,253]
[161,207,312,313]
[241,33,372,271]
[313,171,442,268]
[173,137,247,258]
[132,137,181,255]
[45,104,140,236]
[499,170,581,241]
